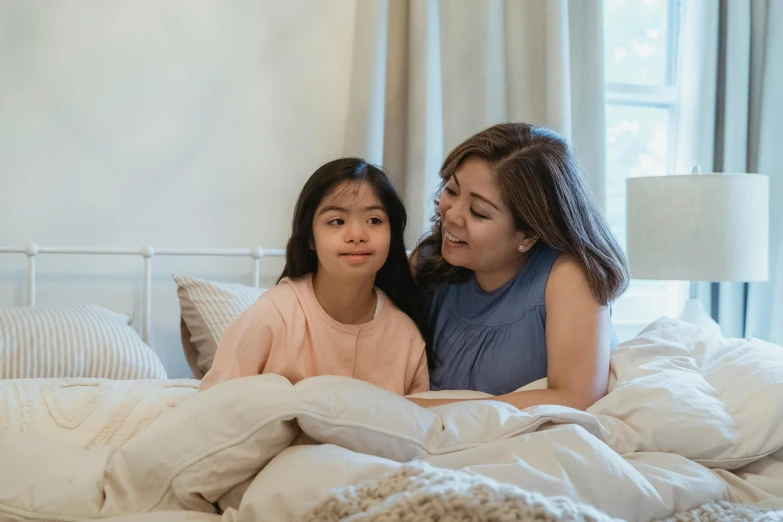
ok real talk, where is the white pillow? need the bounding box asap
[0,303,167,379]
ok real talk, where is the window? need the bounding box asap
[603,0,688,342]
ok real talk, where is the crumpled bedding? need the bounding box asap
[1,318,782,522]
[0,378,199,448]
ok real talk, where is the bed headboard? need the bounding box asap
[0,244,285,345]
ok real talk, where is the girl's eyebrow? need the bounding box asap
[317,205,386,216]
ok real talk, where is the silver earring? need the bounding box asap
[518,245,525,252]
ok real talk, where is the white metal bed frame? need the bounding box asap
[0,244,285,344]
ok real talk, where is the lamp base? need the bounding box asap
[676,298,721,333]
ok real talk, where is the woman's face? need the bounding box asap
[438,157,532,277]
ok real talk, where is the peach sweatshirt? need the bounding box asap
[200,274,429,395]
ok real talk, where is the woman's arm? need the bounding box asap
[407,254,612,410]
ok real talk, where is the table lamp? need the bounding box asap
[626,169,769,332]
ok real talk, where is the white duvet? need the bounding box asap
[0,378,199,448]
[1,318,783,522]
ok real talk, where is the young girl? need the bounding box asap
[200,158,429,396]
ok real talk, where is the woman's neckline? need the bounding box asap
[471,243,540,296]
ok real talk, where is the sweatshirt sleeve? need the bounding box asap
[200,296,283,391]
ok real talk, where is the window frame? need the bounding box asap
[604,0,689,337]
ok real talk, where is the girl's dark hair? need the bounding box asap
[414,122,630,305]
[279,157,423,334]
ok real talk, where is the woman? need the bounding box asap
[410,123,629,411]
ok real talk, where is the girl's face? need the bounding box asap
[312,181,391,282]
[438,157,531,275]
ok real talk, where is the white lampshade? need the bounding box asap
[626,173,769,282]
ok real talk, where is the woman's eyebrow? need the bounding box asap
[451,173,499,210]
[470,193,500,211]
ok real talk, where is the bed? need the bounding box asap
[1,244,783,522]
[0,244,282,447]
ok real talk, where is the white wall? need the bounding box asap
[0,1,359,377]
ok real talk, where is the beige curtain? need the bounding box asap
[342,0,607,245]
[676,0,783,341]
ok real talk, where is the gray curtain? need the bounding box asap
[744,0,783,343]
[681,0,783,340]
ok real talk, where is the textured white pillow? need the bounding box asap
[0,303,166,379]
[174,275,263,378]
[588,318,783,468]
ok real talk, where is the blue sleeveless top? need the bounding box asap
[424,243,560,395]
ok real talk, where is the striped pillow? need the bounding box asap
[0,304,167,379]
[174,275,263,379]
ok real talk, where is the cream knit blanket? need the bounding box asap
[302,462,622,522]
[302,462,780,522]
[659,501,780,521]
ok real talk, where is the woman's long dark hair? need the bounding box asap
[414,123,630,305]
[279,158,424,335]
